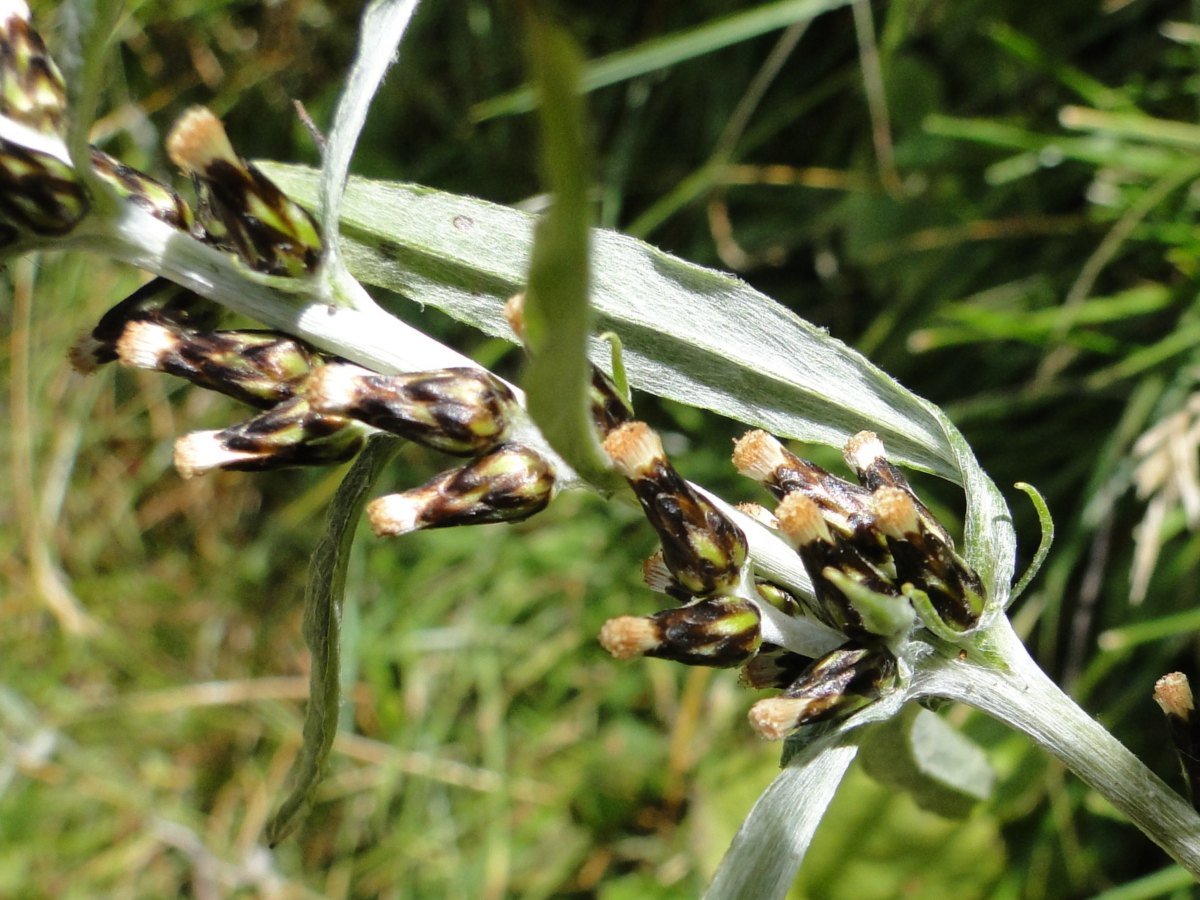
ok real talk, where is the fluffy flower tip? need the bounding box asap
[166,106,238,174]
[872,486,919,541]
[731,430,787,483]
[68,331,105,374]
[843,430,886,473]
[502,293,526,341]
[367,493,425,537]
[307,363,371,415]
[775,492,832,546]
[598,616,659,660]
[174,432,259,479]
[747,697,810,741]
[116,320,177,370]
[602,421,664,479]
[0,1,30,24]
[1155,672,1195,719]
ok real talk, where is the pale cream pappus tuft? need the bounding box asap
[747,697,814,741]
[166,106,239,174]
[842,430,886,474]
[174,431,260,479]
[731,430,788,484]
[871,485,920,541]
[775,492,833,546]
[116,320,178,370]
[602,421,664,479]
[307,363,375,415]
[366,493,425,537]
[598,616,659,660]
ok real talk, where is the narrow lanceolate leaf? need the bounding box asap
[704,736,858,900]
[267,435,401,845]
[521,17,614,488]
[319,0,422,268]
[257,164,958,480]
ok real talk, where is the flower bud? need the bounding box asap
[844,430,952,547]
[91,149,194,232]
[70,278,224,374]
[368,443,555,536]
[872,486,986,631]
[598,597,762,668]
[117,321,319,408]
[0,138,86,237]
[733,430,877,538]
[775,492,911,638]
[739,646,813,690]
[174,397,364,478]
[747,643,897,740]
[0,1,67,138]
[604,421,747,596]
[308,364,518,456]
[1154,672,1200,807]
[166,106,321,276]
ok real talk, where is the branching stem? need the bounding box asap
[919,617,1200,875]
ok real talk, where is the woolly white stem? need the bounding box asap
[917,617,1200,875]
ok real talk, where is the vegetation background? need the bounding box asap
[2,0,1199,897]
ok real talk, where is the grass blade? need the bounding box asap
[472,0,856,121]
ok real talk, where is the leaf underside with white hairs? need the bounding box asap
[263,167,946,467]
[703,737,858,900]
[318,0,422,259]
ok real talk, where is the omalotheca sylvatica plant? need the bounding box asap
[4,0,1200,894]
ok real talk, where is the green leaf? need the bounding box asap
[521,17,614,488]
[858,706,994,819]
[258,164,958,479]
[267,435,401,844]
[319,0,422,262]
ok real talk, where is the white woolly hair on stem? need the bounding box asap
[917,617,1200,875]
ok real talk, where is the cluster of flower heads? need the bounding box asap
[598,421,988,740]
[0,2,189,241]
[65,108,559,536]
[0,3,560,540]
[1,2,990,740]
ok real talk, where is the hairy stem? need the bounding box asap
[918,617,1200,875]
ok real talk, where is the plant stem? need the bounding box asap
[917,617,1200,876]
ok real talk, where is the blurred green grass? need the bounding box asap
[4,0,1200,896]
